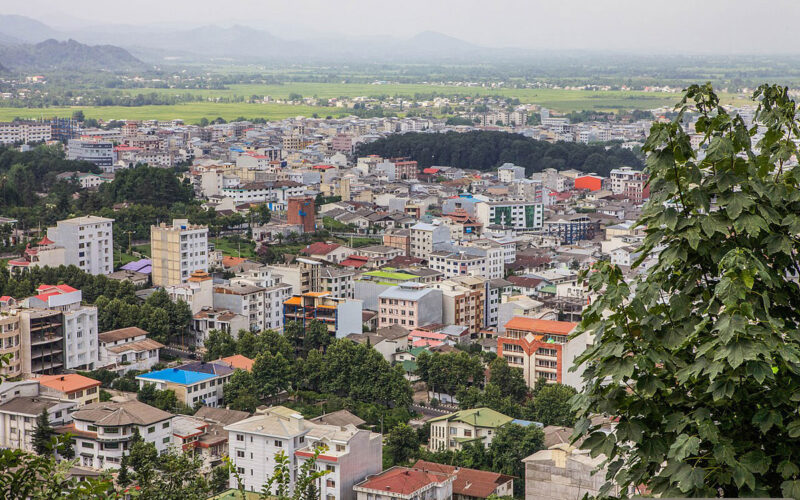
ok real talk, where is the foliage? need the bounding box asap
[99,165,193,207]
[234,444,330,500]
[33,408,55,456]
[527,383,576,426]
[356,130,643,176]
[384,423,420,468]
[203,329,238,360]
[252,351,292,402]
[223,369,261,412]
[127,431,213,499]
[572,83,800,498]
[137,384,194,414]
[487,357,529,402]
[416,350,485,397]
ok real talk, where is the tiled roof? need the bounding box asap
[105,338,164,354]
[302,242,341,256]
[71,400,172,426]
[98,326,149,343]
[428,407,513,428]
[218,355,254,372]
[412,460,513,498]
[504,317,577,335]
[356,467,452,495]
[37,374,101,393]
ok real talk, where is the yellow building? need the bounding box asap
[151,219,209,286]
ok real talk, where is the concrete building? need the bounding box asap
[67,139,115,168]
[409,222,450,259]
[435,277,486,336]
[56,400,173,470]
[36,373,101,407]
[98,326,163,374]
[151,219,209,286]
[136,362,235,408]
[0,311,22,378]
[474,201,543,233]
[287,196,317,233]
[283,292,363,339]
[523,444,617,500]
[226,405,382,500]
[428,408,513,452]
[0,121,52,145]
[47,216,115,275]
[0,381,75,452]
[25,284,98,371]
[412,460,514,500]
[378,282,443,330]
[497,317,578,386]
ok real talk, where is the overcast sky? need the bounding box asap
[6,0,799,54]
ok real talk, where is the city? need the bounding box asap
[0,2,798,500]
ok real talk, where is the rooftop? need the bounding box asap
[37,374,101,394]
[71,400,172,426]
[137,368,216,385]
[356,466,452,495]
[428,407,513,429]
[504,317,578,335]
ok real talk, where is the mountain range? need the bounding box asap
[0,14,512,67]
[0,39,145,72]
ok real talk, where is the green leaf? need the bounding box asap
[782,480,800,500]
[733,463,756,490]
[740,450,770,474]
[778,460,800,479]
[752,408,782,433]
[667,434,701,461]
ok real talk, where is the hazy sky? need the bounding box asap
[6,0,800,54]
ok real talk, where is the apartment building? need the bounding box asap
[151,219,209,286]
[409,222,451,259]
[136,361,235,408]
[497,317,578,386]
[66,139,115,167]
[413,460,515,500]
[318,268,355,299]
[609,166,646,195]
[435,277,485,336]
[57,400,173,470]
[382,228,411,256]
[428,408,513,451]
[0,121,52,145]
[283,292,363,339]
[24,284,98,371]
[0,381,75,453]
[18,309,65,375]
[226,406,382,500]
[474,201,543,233]
[47,216,114,275]
[378,282,443,330]
[213,282,267,332]
[233,267,293,332]
[191,308,249,347]
[36,373,101,407]
[98,326,163,374]
[0,311,21,378]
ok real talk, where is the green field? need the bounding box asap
[0,82,751,123]
[210,237,256,259]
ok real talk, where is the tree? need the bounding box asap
[224,369,261,412]
[118,452,131,486]
[527,383,576,426]
[237,444,330,500]
[488,424,544,496]
[384,423,420,467]
[253,351,292,402]
[33,408,54,456]
[304,320,331,353]
[488,357,529,402]
[204,329,237,360]
[72,110,85,122]
[573,83,800,499]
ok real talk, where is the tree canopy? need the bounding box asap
[573,83,800,498]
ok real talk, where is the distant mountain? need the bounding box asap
[0,15,63,43]
[0,39,146,72]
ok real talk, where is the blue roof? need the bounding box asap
[512,419,543,428]
[137,368,215,385]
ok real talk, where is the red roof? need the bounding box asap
[341,255,369,269]
[504,317,577,335]
[357,467,451,495]
[38,236,55,246]
[37,284,78,293]
[423,167,441,174]
[313,164,334,170]
[412,461,513,499]
[506,276,543,289]
[37,374,101,393]
[302,242,341,256]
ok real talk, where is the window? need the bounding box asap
[162,422,169,429]
[237,434,244,442]
[237,467,244,474]
[274,440,283,447]
[82,442,94,449]
[148,426,155,433]
[162,437,170,444]
[237,450,245,458]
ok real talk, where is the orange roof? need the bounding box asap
[222,256,246,268]
[504,316,577,335]
[37,374,101,394]
[219,354,254,372]
[303,292,329,297]
[285,296,302,306]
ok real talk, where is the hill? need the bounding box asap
[355,131,644,177]
[0,39,146,72]
[0,14,62,43]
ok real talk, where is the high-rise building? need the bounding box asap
[66,139,115,167]
[0,121,52,145]
[497,317,578,386]
[151,219,209,286]
[47,216,114,275]
[287,197,316,233]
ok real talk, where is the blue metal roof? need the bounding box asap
[137,368,215,385]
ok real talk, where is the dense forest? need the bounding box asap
[356,130,644,176]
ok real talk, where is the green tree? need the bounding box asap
[527,383,576,426]
[33,408,54,456]
[224,369,261,412]
[488,424,544,496]
[204,329,238,360]
[573,83,800,499]
[253,351,292,402]
[118,452,131,486]
[384,423,420,467]
[488,357,529,402]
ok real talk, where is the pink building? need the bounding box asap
[409,329,447,348]
[377,283,443,330]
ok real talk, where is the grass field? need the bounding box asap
[0,82,752,123]
[210,237,256,259]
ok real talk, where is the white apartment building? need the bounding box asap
[213,282,267,332]
[225,406,382,500]
[409,222,451,259]
[67,139,115,168]
[0,380,75,453]
[0,121,52,145]
[98,326,163,374]
[26,284,98,371]
[62,400,173,470]
[232,268,293,332]
[151,219,209,286]
[609,166,644,195]
[475,201,543,233]
[47,216,114,275]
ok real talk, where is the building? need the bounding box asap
[409,223,450,259]
[213,282,267,332]
[18,309,65,375]
[136,362,235,408]
[24,284,98,371]
[225,405,382,500]
[542,215,598,244]
[0,383,75,452]
[523,444,618,500]
[0,310,22,378]
[497,163,526,183]
[428,408,513,452]
[412,460,514,500]
[574,175,604,192]
[66,139,115,168]
[318,268,355,299]
[98,326,163,374]
[56,400,173,470]
[353,467,454,500]
[0,120,52,145]
[46,216,115,275]
[609,166,645,195]
[191,308,249,348]
[287,196,317,233]
[151,219,209,286]
[283,292,363,339]
[378,283,442,330]
[37,373,101,407]
[435,277,485,336]
[497,317,578,386]
[474,201,543,233]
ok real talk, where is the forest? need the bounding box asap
[355,130,644,176]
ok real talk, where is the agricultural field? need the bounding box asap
[0,83,751,123]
